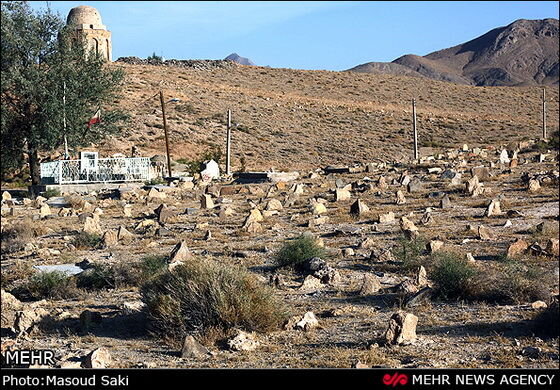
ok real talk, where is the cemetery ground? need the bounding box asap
[1,136,558,368]
[1,61,559,369]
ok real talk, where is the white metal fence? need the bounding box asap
[40,157,152,184]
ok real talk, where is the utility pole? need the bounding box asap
[226,109,232,176]
[159,90,173,178]
[412,98,418,161]
[542,88,547,140]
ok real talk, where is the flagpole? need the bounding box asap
[63,82,69,159]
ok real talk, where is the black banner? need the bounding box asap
[1,369,559,389]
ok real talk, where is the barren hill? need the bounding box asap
[348,19,559,87]
[97,60,558,171]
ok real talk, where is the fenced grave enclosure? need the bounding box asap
[40,156,152,185]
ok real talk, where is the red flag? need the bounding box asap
[87,108,101,128]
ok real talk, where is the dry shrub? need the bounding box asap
[393,235,429,273]
[459,260,551,304]
[141,258,288,347]
[25,271,79,300]
[71,232,102,249]
[431,251,477,300]
[275,235,328,271]
[0,261,35,289]
[1,218,42,254]
[76,260,153,290]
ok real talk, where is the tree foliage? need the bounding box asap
[1,1,128,183]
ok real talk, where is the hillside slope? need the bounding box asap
[91,61,558,173]
[349,19,559,86]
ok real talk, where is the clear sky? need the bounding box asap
[31,1,559,71]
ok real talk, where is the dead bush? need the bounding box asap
[0,261,35,289]
[25,271,79,300]
[74,261,146,291]
[141,258,288,347]
[0,218,41,254]
[462,260,551,304]
[71,232,102,249]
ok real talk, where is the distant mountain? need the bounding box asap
[348,19,559,86]
[224,53,255,66]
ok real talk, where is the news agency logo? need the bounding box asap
[383,372,409,387]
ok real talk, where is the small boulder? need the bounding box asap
[478,225,495,241]
[415,266,429,287]
[312,202,328,215]
[117,226,134,244]
[400,217,419,239]
[82,347,111,368]
[420,211,433,225]
[295,311,319,331]
[506,239,529,259]
[546,239,559,256]
[485,199,502,217]
[531,301,548,310]
[471,166,491,180]
[244,208,264,225]
[395,190,406,205]
[335,189,351,202]
[265,199,283,211]
[102,230,118,248]
[528,179,541,193]
[83,216,102,235]
[350,199,369,216]
[227,330,259,351]
[407,180,422,193]
[299,275,323,292]
[378,211,395,223]
[440,194,452,209]
[200,194,214,209]
[384,311,418,345]
[427,240,444,253]
[147,187,167,202]
[39,204,51,219]
[358,273,381,295]
[181,335,210,358]
[168,241,192,270]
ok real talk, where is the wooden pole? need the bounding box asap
[226,109,232,176]
[542,88,547,140]
[412,98,418,161]
[159,90,173,178]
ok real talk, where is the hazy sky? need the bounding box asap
[31,1,559,70]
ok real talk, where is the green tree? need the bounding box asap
[1,1,128,184]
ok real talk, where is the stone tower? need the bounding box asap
[66,5,112,62]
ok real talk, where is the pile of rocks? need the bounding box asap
[116,57,237,70]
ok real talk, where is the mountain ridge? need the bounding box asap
[224,53,256,66]
[348,18,559,86]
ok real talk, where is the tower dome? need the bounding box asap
[67,5,106,30]
[65,5,112,62]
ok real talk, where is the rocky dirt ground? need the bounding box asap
[1,137,558,368]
